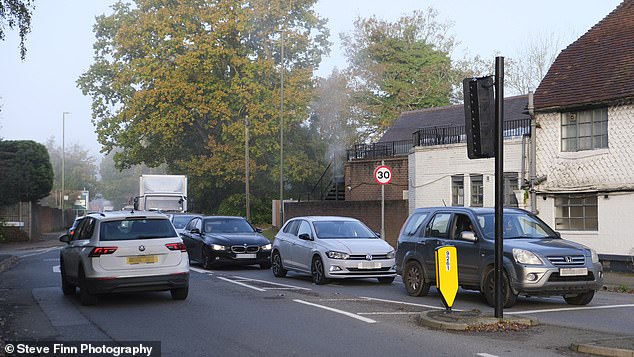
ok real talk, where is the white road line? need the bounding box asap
[52,265,60,273]
[189,267,212,274]
[21,246,59,258]
[318,298,371,302]
[476,353,499,357]
[293,299,377,323]
[357,311,424,315]
[507,304,634,315]
[217,277,266,291]
[230,276,312,290]
[359,296,450,310]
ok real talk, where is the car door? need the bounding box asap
[448,213,481,285]
[64,217,96,282]
[182,217,202,261]
[419,212,452,280]
[292,220,315,272]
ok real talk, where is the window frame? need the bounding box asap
[470,174,484,207]
[561,108,608,152]
[554,194,598,231]
[451,175,464,207]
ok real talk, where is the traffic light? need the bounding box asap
[463,76,495,159]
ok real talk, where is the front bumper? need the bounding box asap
[510,263,604,296]
[324,258,397,279]
[207,249,271,266]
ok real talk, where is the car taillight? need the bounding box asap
[166,243,187,252]
[89,247,118,257]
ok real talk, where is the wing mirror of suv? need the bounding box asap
[298,233,313,241]
[460,231,477,242]
[59,234,70,243]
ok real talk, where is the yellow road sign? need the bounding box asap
[435,245,459,309]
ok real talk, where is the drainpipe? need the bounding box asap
[528,92,538,214]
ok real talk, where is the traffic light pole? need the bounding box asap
[494,56,504,318]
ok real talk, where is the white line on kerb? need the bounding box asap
[217,277,266,291]
[507,304,634,315]
[293,299,377,323]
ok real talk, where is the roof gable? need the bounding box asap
[534,0,634,111]
[379,95,529,143]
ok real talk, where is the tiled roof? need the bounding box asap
[378,95,529,143]
[534,0,634,111]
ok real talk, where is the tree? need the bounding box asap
[341,8,459,141]
[78,0,330,212]
[505,33,563,96]
[0,0,35,59]
[0,140,53,205]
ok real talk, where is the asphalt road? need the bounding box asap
[1,247,634,357]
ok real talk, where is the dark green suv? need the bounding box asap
[395,207,603,307]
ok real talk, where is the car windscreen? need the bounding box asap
[203,218,255,234]
[172,215,196,229]
[476,213,558,240]
[100,219,177,241]
[313,221,377,239]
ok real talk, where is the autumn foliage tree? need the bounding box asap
[78,0,329,212]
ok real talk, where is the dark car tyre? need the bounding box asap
[201,246,215,270]
[377,276,395,284]
[311,256,328,285]
[272,251,287,277]
[79,268,97,306]
[403,260,431,296]
[482,268,517,308]
[170,287,188,300]
[563,290,595,305]
[60,259,75,296]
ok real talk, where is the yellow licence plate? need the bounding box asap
[127,255,158,265]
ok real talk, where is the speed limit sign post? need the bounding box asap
[374,163,392,240]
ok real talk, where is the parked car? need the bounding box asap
[168,213,200,234]
[271,216,397,284]
[58,210,189,306]
[180,216,271,269]
[395,207,604,307]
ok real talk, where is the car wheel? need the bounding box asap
[482,268,517,308]
[377,276,395,284]
[271,251,287,277]
[60,259,75,296]
[78,267,97,306]
[563,290,595,305]
[170,286,188,300]
[201,246,215,270]
[311,256,328,285]
[403,261,430,296]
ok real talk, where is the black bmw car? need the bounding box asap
[180,216,272,269]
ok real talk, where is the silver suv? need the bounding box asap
[59,211,189,305]
[395,207,603,307]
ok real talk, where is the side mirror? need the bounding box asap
[59,234,70,243]
[298,233,312,241]
[375,231,381,238]
[554,231,561,238]
[460,231,477,242]
[255,228,263,233]
[191,228,201,234]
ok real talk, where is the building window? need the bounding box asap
[555,195,598,231]
[504,172,519,207]
[561,108,608,152]
[470,175,483,207]
[452,175,464,206]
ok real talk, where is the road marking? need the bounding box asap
[21,246,60,258]
[357,311,424,315]
[189,266,212,274]
[53,265,60,273]
[476,353,499,357]
[230,276,312,291]
[293,299,377,323]
[217,277,266,291]
[507,304,634,315]
[359,296,450,310]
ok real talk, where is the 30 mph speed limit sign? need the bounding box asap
[374,165,393,185]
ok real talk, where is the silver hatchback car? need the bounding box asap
[59,211,189,305]
[271,216,396,284]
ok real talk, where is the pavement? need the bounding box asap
[1,232,634,356]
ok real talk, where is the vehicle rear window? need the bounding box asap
[100,219,177,241]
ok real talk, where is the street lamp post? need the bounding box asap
[61,111,71,228]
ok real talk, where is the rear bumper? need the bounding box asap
[86,272,189,294]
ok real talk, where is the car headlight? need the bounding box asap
[512,248,543,265]
[211,244,227,251]
[590,249,600,264]
[261,244,272,251]
[326,251,349,260]
[386,250,395,259]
